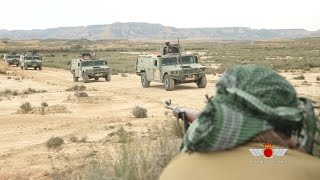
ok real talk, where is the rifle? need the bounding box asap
[165,99,190,136]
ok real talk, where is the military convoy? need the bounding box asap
[70,52,111,83]
[3,51,21,66]
[1,42,207,90]
[20,50,43,70]
[136,42,207,91]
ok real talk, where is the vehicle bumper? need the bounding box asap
[170,73,205,82]
[26,62,42,67]
[7,60,19,65]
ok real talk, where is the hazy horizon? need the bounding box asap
[0,22,319,31]
[1,0,319,31]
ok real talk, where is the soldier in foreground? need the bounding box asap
[160,65,320,180]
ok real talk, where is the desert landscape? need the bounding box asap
[0,39,320,179]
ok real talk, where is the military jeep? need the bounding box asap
[136,42,207,91]
[20,51,43,70]
[3,51,21,66]
[70,53,111,83]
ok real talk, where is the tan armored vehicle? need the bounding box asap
[20,50,43,70]
[3,51,21,66]
[136,42,207,91]
[70,52,111,83]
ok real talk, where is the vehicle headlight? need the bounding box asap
[171,71,179,74]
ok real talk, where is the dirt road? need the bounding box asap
[0,65,319,179]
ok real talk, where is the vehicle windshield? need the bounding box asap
[180,56,196,64]
[81,61,93,67]
[33,57,42,60]
[162,57,177,66]
[93,60,106,66]
[7,55,20,59]
[25,56,41,60]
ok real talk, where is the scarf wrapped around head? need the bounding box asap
[181,65,320,154]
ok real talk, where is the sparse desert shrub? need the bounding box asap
[27,88,37,93]
[170,118,184,138]
[112,71,119,75]
[69,136,78,142]
[112,135,179,179]
[20,102,32,113]
[293,74,305,80]
[116,127,130,143]
[7,76,11,79]
[69,135,87,143]
[132,106,147,118]
[121,73,128,77]
[12,90,18,96]
[80,135,88,143]
[41,102,48,115]
[74,91,89,97]
[14,77,20,81]
[317,76,320,81]
[66,85,86,91]
[4,89,12,94]
[41,102,49,107]
[37,89,47,93]
[46,136,64,149]
[0,69,6,74]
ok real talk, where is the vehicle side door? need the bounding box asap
[153,58,161,81]
[146,59,154,81]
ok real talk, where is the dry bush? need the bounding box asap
[116,127,130,143]
[132,106,147,118]
[317,76,320,81]
[4,89,12,94]
[66,85,86,91]
[170,118,184,138]
[14,77,20,81]
[41,102,49,107]
[69,136,78,142]
[79,135,88,143]
[7,76,11,79]
[293,74,305,80]
[74,91,89,98]
[121,73,128,77]
[12,90,18,96]
[25,88,37,94]
[69,135,87,143]
[20,102,32,113]
[46,136,64,149]
[41,102,48,115]
[112,135,180,179]
[54,130,180,179]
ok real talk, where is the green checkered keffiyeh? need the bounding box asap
[181,65,305,153]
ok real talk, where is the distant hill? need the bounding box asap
[0,22,319,40]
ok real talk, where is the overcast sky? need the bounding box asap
[0,0,319,31]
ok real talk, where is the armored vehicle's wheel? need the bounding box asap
[197,75,207,88]
[20,65,23,70]
[73,74,79,82]
[24,66,28,70]
[83,74,89,83]
[141,72,150,88]
[105,73,111,81]
[34,67,37,70]
[164,74,175,91]
[94,77,99,81]
[39,66,42,70]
